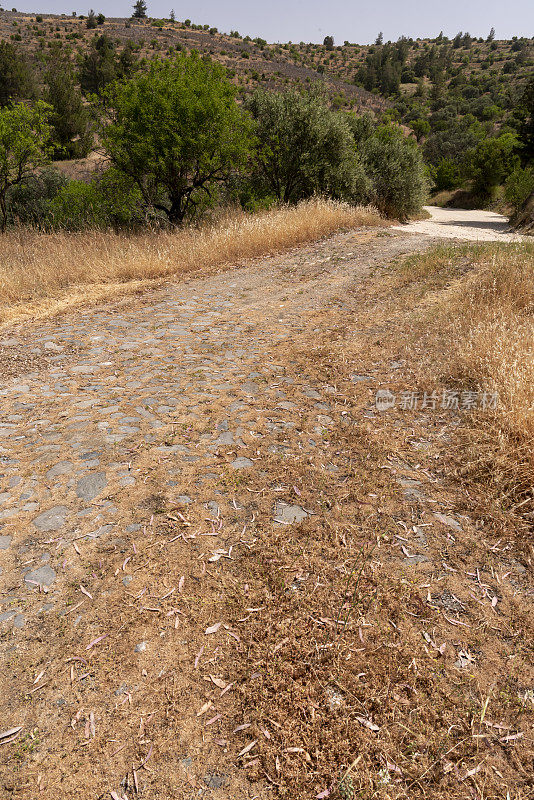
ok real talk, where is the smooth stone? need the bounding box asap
[273,503,308,524]
[0,609,24,627]
[33,506,69,531]
[76,472,108,502]
[46,461,73,479]
[25,565,56,589]
[231,457,253,469]
[215,432,233,446]
[134,641,147,653]
[0,535,12,550]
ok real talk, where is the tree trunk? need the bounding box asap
[0,193,7,233]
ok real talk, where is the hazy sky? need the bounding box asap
[14,0,534,44]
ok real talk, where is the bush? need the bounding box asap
[468,133,519,199]
[246,89,370,205]
[504,165,534,213]
[49,169,143,230]
[358,124,429,219]
[432,158,462,191]
[6,167,67,226]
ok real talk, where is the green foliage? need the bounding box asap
[101,53,254,224]
[0,101,53,230]
[6,166,67,227]
[132,0,147,18]
[80,34,137,95]
[358,124,429,219]
[431,158,462,190]
[246,89,370,204]
[50,168,143,229]
[86,9,97,29]
[355,39,411,96]
[0,41,36,106]
[468,132,520,198]
[45,49,93,159]
[504,165,534,213]
[423,116,484,170]
[411,117,430,141]
[516,76,534,163]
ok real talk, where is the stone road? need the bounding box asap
[2,225,477,798]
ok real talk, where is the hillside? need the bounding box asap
[0,10,389,114]
[1,9,532,124]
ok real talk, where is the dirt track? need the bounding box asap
[393,204,527,242]
[0,221,531,799]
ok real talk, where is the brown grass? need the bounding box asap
[0,199,383,326]
[391,241,534,530]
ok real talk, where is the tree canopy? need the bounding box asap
[245,89,369,205]
[0,41,35,107]
[0,101,52,230]
[101,53,253,224]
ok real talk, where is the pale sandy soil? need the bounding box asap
[393,205,527,242]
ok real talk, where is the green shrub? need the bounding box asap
[432,158,462,190]
[246,89,370,205]
[6,167,67,227]
[468,133,520,199]
[50,169,143,230]
[359,124,429,219]
[504,165,534,213]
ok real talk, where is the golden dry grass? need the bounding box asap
[0,199,383,326]
[393,241,534,527]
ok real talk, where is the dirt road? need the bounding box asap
[393,204,526,242]
[0,220,531,799]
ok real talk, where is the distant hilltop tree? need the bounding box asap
[86,9,97,28]
[487,27,496,41]
[132,0,147,19]
[323,35,334,50]
[375,31,383,45]
[169,9,175,21]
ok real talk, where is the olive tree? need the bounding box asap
[352,121,429,219]
[246,89,369,204]
[101,54,254,224]
[0,101,52,231]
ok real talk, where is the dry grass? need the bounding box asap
[0,199,383,326]
[391,241,534,530]
[2,231,532,800]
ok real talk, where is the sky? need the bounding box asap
[14,0,534,44]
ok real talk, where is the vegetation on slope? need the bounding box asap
[0,9,531,210]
